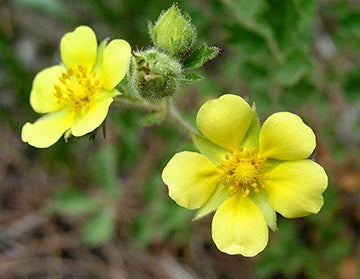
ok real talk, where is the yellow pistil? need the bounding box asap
[53,65,100,108]
[218,148,268,198]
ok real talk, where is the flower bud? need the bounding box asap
[127,49,183,102]
[148,3,197,58]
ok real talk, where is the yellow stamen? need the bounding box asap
[53,65,100,108]
[218,148,267,199]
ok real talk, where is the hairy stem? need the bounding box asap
[167,99,197,133]
[113,96,165,112]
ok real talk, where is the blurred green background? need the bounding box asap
[1,0,360,278]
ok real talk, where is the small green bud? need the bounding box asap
[148,3,197,58]
[127,49,183,102]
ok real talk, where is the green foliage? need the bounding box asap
[50,145,121,246]
[89,145,119,196]
[180,73,204,86]
[83,209,116,246]
[128,3,220,103]
[254,188,352,279]
[275,50,314,87]
[3,0,360,277]
[182,43,220,70]
[131,167,192,248]
[52,188,100,215]
[344,66,360,101]
[14,0,71,21]
[215,0,319,112]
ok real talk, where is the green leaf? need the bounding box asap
[275,50,313,87]
[83,209,115,246]
[130,215,152,247]
[344,66,360,101]
[90,146,119,196]
[182,44,220,70]
[51,188,99,215]
[180,73,204,86]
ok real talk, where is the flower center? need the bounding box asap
[218,148,268,198]
[54,65,100,108]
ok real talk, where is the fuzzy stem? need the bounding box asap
[167,99,197,133]
[113,96,196,133]
[113,96,164,112]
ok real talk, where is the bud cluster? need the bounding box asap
[126,3,218,103]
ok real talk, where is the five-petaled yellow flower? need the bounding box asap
[22,26,131,148]
[162,94,328,256]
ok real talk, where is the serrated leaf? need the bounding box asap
[180,73,204,86]
[52,188,99,215]
[83,209,115,246]
[183,44,220,70]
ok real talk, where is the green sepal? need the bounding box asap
[194,184,228,220]
[250,191,277,231]
[241,103,260,150]
[148,20,155,42]
[183,43,220,70]
[191,132,227,165]
[93,39,109,73]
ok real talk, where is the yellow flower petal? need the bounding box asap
[30,65,66,113]
[21,110,74,148]
[212,195,268,256]
[100,39,131,90]
[265,160,328,218]
[60,26,97,70]
[259,112,316,161]
[196,94,253,150]
[162,151,222,209]
[71,96,113,137]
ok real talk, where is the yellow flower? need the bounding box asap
[21,26,131,148]
[162,94,328,256]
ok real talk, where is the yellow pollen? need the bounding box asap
[53,65,100,108]
[218,148,268,198]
